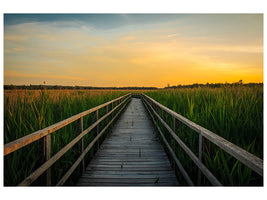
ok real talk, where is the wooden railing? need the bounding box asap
[142,94,263,186]
[4,93,131,186]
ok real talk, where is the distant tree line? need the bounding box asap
[3,81,263,90]
[4,84,158,90]
[164,80,263,89]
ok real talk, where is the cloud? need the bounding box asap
[4,34,28,42]
[4,14,182,31]
[4,47,25,53]
[120,36,135,41]
[5,71,88,81]
[167,33,178,38]
[192,44,263,54]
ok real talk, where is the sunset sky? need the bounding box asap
[4,14,263,87]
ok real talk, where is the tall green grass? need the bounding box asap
[4,89,128,186]
[145,85,263,186]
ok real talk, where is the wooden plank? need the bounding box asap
[94,110,99,149]
[84,171,176,175]
[91,158,168,162]
[76,182,177,186]
[81,176,177,181]
[97,149,166,153]
[77,177,178,183]
[95,156,169,160]
[198,134,203,184]
[143,94,263,176]
[77,117,84,173]
[86,167,173,171]
[45,135,51,186]
[77,180,177,184]
[77,179,178,184]
[89,161,170,165]
[87,163,171,167]
[4,93,131,156]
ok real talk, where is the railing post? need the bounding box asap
[172,116,177,169]
[155,104,159,124]
[45,134,51,186]
[198,134,203,185]
[112,102,114,118]
[163,110,167,123]
[111,102,114,131]
[95,110,99,150]
[106,105,109,135]
[78,117,84,173]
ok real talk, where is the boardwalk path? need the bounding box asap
[76,98,179,186]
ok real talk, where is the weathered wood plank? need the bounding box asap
[81,174,177,179]
[76,178,178,185]
[89,162,170,166]
[76,182,177,186]
[84,171,176,175]
[86,167,173,171]
[45,135,51,186]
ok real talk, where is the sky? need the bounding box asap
[4,14,263,87]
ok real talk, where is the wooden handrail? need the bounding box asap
[19,95,131,186]
[142,98,194,186]
[4,93,131,156]
[56,100,129,186]
[141,94,263,184]
[142,96,222,186]
[4,93,131,186]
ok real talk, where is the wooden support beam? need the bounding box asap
[198,134,203,185]
[77,117,84,173]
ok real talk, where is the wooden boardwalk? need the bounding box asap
[76,98,179,186]
[4,93,263,186]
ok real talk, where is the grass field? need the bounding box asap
[144,85,263,185]
[4,85,263,186]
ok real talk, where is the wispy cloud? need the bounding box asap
[5,47,25,53]
[5,71,88,81]
[167,33,178,38]
[4,35,28,42]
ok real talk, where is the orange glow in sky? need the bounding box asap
[4,14,263,87]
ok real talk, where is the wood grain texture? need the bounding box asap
[76,98,179,186]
